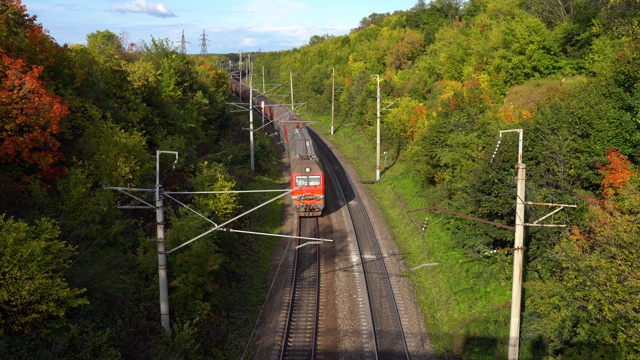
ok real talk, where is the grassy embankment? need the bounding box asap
[298,77,583,358]
[304,112,516,359]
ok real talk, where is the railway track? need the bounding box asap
[310,129,410,359]
[230,81,425,358]
[280,217,320,359]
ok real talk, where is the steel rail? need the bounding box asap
[309,128,409,359]
[280,217,320,359]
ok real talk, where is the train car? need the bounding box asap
[228,78,325,217]
[287,124,325,217]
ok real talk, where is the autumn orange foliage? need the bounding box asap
[0,54,68,178]
[568,225,590,249]
[498,102,534,123]
[0,0,61,70]
[596,147,635,197]
[0,0,69,179]
[570,148,636,249]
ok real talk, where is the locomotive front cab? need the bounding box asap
[291,163,325,217]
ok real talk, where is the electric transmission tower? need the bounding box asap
[199,29,208,56]
[179,30,188,54]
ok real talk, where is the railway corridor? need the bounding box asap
[311,129,411,359]
[252,126,434,359]
[228,81,433,359]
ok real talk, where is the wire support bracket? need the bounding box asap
[525,202,577,227]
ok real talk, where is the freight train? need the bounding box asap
[229,78,325,217]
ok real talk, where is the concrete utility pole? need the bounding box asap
[510,136,525,360]
[249,53,255,172]
[155,151,177,333]
[105,150,178,333]
[262,65,266,94]
[246,52,251,76]
[489,129,577,360]
[331,67,335,135]
[155,186,170,332]
[290,70,294,110]
[239,51,243,85]
[492,129,525,360]
[372,74,381,181]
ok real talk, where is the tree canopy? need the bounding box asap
[252,0,640,357]
[3,0,640,357]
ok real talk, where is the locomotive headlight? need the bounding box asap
[304,167,311,173]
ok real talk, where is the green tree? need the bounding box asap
[0,215,87,335]
[384,95,427,144]
[410,77,497,191]
[596,0,640,37]
[354,12,391,31]
[386,28,425,71]
[526,150,640,357]
[524,79,640,197]
[74,30,144,131]
[403,1,449,44]
[84,119,151,186]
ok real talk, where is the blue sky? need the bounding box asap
[25,0,420,54]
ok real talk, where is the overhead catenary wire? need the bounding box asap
[63,149,195,270]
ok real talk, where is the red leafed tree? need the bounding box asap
[0,54,68,178]
[0,0,60,70]
[596,147,635,197]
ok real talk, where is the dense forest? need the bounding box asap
[252,0,640,358]
[0,0,284,358]
[2,0,640,358]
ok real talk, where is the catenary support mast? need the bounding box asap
[372,74,381,181]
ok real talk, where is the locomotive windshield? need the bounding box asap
[295,176,308,187]
[295,175,321,187]
[308,176,321,186]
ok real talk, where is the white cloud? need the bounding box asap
[111,0,176,18]
[241,38,257,48]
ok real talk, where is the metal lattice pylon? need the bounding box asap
[199,29,208,56]
[179,30,187,54]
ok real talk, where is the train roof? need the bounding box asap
[288,126,317,160]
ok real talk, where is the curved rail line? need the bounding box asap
[309,129,410,359]
[228,80,410,358]
[280,217,320,359]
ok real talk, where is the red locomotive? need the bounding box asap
[229,79,325,217]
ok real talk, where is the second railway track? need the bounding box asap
[280,217,320,359]
[310,129,410,359]
[234,80,433,359]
